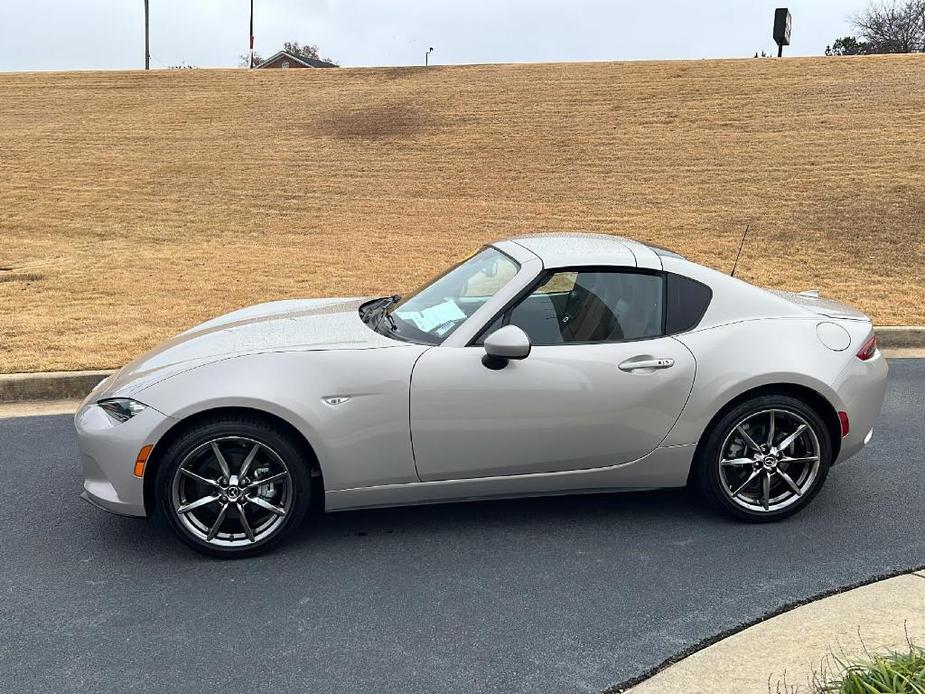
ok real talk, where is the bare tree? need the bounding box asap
[849,0,925,53]
[280,41,338,66]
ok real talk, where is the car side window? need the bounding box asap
[503,270,664,345]
[665,273,712,334]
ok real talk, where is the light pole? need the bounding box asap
[425,47,433,66]
[249,0,255,68]
[144,0,150,70]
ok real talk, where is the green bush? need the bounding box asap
[816,645,925,694]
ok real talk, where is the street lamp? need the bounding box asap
[425,47,434,66]
[249,0,255,68]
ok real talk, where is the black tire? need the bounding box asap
[694,394,832,522]
[156,415,312,558]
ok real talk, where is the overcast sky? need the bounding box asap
[0,0,863,71]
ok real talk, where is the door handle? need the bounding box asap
[618,357,675,372]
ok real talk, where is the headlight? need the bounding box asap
[97,398,147,423]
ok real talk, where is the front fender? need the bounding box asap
[135,347,428,491]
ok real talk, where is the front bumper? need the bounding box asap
[75,400,175,517]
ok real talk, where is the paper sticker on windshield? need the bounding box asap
[396,300,465,333]
[393,309,422,328]
[433,321,456,337]
[420,300,466,332]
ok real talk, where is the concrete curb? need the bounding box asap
[0,326,923,404]
[0,369,114,404]
[620,568,925,693]
[876,325,925,348]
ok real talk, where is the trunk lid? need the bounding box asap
[769,289,870,321]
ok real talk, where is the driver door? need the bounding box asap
[409,269,696,481]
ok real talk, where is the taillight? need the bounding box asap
[838,411,850,438]
[856,334,877,361]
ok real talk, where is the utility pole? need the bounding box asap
[249,0,255,68]
[144,0,150,70]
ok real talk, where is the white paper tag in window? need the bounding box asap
[396,300,466,333]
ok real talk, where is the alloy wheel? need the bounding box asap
[170,436,292,547]
[717,408,821,513]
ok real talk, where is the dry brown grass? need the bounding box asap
[1,56,924,373]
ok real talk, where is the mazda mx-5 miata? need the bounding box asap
[77,233,888,556]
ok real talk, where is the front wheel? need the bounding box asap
[156,416,312,557]
[695,395,832,522]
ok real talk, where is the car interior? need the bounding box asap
[498,271,664,344]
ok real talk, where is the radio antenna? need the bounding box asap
[730,224,750,277]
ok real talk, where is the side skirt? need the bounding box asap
[324,443,696,512]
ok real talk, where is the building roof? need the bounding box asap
[254,50,337,69]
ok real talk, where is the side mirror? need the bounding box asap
[482,325,531,369]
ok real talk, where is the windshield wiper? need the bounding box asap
[380,310,397,331]
[361,295,397,321]
[362,295,401,332]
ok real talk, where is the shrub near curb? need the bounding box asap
[806,644,925,694]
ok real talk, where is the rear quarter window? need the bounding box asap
[665,273,712,334]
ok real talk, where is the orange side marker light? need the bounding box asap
[133,445,154,478]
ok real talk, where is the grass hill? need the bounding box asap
[1,55,923,372]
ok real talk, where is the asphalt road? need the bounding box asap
[1,360,923,694]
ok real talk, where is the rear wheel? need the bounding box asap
[696,395,832,522]
[156,416,311,557]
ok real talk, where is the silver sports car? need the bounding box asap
[76,233,888,557]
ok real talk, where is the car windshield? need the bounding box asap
[383,247,519,344]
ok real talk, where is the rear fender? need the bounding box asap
[666,319,851,447]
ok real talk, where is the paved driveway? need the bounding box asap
[1,360,923,694]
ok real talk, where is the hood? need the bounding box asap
[97,297,401,399]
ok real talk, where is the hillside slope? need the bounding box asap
[1,55,923,371]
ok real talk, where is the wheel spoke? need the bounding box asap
[238,504,256,542]
[767,411,776,447]
[736,425,763,454]
[177,494,220,514]
[207,502,230,541]
[244,471,288,490]
[776,469,803,496]
[731,469,761,496]
[248,495,286,516]
[239,443,260,479]
[211,441,231,480]
[776,424,807,453]
[179,468,221,488]
[761,472,771,510]
[779,455,819,465]
[721,457,755,467]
